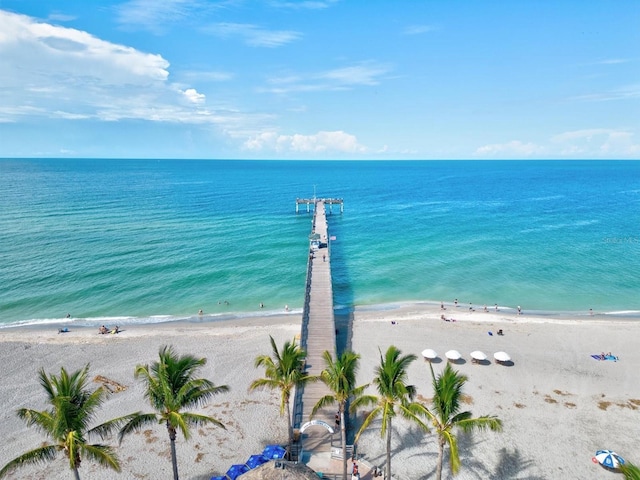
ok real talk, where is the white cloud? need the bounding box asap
[571,84,640,102]
[552,129,640,156]
[244,131,367,154]
[115,0,212,33]
[263,62,392,94]
[182,88,206,104]
[205,22,302,48]
[475,140,544,157]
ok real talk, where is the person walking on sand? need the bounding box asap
[517,306,522,315]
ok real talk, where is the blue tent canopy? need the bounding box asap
[245,454,269,469]
[226,464,249,480]
[262,444,286,460]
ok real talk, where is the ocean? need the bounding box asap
[1,159,638,328]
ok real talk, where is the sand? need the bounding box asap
[0,304,638,479]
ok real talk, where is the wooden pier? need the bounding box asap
[294,199,339,457]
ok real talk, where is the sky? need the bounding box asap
[0,0,638,160]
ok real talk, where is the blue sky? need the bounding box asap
[0,0,638,159]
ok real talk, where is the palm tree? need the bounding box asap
[424,362,502,480]
[250,335,311,458]
[355,345,429,480]
[102,345,228,480]
[0,365,120,480]
[311,350,371,480]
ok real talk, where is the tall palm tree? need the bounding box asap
[355,345,429,480]
[311,350,371,480]
[101,345,228,480]
[424,362,502,480]
[250,335,311,458]
[0,365,120,480]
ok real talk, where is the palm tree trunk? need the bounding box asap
[285,396,293,460]
[168,423,180,480]
[73,467,80,480]
[385,418,392,480]
[435,438,444,480]
[340,404,347,480]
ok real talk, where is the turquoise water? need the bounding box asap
[1,159,638,328]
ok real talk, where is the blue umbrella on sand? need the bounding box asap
[245,454,269,469]
[226,464,249,480]
[210,476,226,480]
[262,444,287,459]
[595,450,625,469]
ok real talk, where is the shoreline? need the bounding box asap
[2,299,640,333]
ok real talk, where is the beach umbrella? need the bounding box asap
[246,454,269,469]
[493,351,511,363]
[595,450,625,469]
[421,348,438,360]
[226,464,249,480]
[470,351,487,363]
[445,350,462,361]
[262,444,287,460]
[210,476,226,480]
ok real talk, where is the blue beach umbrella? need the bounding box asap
[226,464,249,480]
[262,444,287,459]
[595,450,625,469]
[245,454,269,469]
[210,476,226,480]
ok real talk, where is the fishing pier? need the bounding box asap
[293,198,351,470]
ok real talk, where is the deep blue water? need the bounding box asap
[1,159,638,328]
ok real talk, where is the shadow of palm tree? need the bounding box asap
[489,447,545,480]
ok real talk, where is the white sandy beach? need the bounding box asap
[1,304,638,479]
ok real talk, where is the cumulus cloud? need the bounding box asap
[244,131,367,154]
[182,88,206,104]
[0,10,244,127]
[475,140,544,157]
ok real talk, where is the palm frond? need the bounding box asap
[80,443,121,472]
[118,412,159,443]
[0,445,58,478]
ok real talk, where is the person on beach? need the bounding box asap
[99,325,108,334]
[441,301,446,310]
[517,306,522,315]
[454,298,458,307]
[198,309,203,315]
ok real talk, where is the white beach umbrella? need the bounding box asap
[445,350,462,361]
[470,351,487,362]
[421,348,438,360]
[494,351,511,363]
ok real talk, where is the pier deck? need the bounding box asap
[295,200,338,454]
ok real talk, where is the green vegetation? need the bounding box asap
[311,350,370,480]
[99,345,228,480]
[250,335,312,458]
[424,362,503,480]
[355,346,429,480]
[0,365,120,479]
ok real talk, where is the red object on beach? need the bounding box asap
[592,457,598,464]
